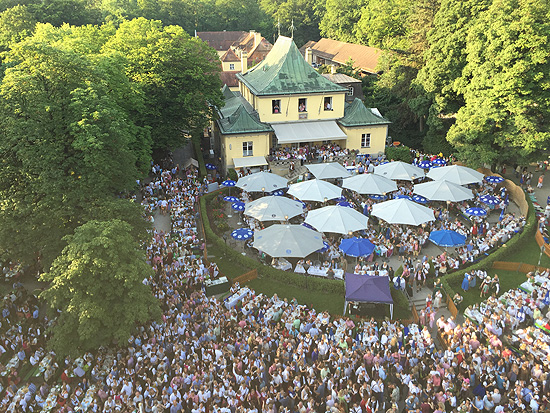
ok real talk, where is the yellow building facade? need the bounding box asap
[215,36,390,171]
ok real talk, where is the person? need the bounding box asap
[462,273,470,291]
[453,293,463,312]
[273,104,280,113]
[538,174,544,188]
[480,276,491,298]
[299,102,306,112]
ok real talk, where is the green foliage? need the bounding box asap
[446,0,550,167]
[385,145,412,162]
[0,5,36,50]
[40,220,161,357]
[193,138,207,177]
[320,0,367,42]
[227,168,238,181]
[0,25,150,267]
[102,18,224,150]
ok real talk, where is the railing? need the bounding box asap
[446,294,458,318]
[233,269,258,285]
[410,303,419,324]
[535,230,550,258]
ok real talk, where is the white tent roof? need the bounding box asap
[272,121,347,144]
[413,180,474,202]
[287,179,342,202]
[342,173,398,195]
[252,224,324,257]
[233,156,268,169]
[305,205,368,234]
[426,165,484,185]
[371,198,435,226]
[373,161,425,181]
[244,196,304,221]
[306,162,351,180]
[236,171,288,192]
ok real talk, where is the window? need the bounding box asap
[347,86,354,96]
[324,97,333,111]
[272,99,281,114]
[361,133,371,148]
[229,63,235,70]
[298,98,307,112]
[243,141,253,157]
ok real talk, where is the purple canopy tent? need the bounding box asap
[344,273,394,318]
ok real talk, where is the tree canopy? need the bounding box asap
[40,219,161,357]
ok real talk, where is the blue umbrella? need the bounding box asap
[271,189,285,196]
[232,202,245,211]
[394,194,412,200]
[480,194,499,205]
[302,222,315,230]
[221,179,236,187]
[223,196,240,202]
[429,230,467,247]
[298,200,307,209]
[317,241,330,253]
[369,194,387,201]
[337,201,354,208]
[412,194,429,204]
[485,175,504,184]
[231,228,254,240]
[432,158,447,166]
[418,160,432,169]
[334,196,347,202]
[465,207,487,216]
[339,237,375,257]
[205,163,217,170]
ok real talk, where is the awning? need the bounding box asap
[233,156,268,169]
[272,120,347,144]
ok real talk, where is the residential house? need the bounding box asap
[197,30,273,90]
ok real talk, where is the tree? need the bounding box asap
[40,220,161,357]
[355,0,411,50]
[0,24,150,267]
[320,0,366,42]
[447,0,550,166]
[0,5,37,50]
[102,18,224,150]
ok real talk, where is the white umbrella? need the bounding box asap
[413,180,474,202]
[426,165,484,185]
[371,199,435,226]
[287,179,342,202]
[252,224,324,257]
[342,173,398,195]
[236,171,288,193]
[373,161,425,181]
[305,205,368,234]
[306,162,351,180]
[244,196,304,221]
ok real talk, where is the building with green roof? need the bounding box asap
[215,36,390,171]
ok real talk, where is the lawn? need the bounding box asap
[499,235,550,267]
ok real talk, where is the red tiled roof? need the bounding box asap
[221,48,240,62]
[197,31,246,51]
[312,38,382,74]
[220,71,239,88]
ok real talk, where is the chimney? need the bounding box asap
[305,47,313,64]
[253,31,261,48]
[241,51,248,73]
[331,65,336,74]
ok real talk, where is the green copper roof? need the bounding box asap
[219,91,254,119]
[217,105,273,135]
[236,36,346,96]
[222,84,235,100]
[339,98,391,127]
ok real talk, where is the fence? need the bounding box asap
[492,261,548,273]
[233,269,258,285]
[535,230,550,258]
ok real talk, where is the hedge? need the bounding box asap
[192,138,207,177]
[227,168,238,181]
[440,195,537,300]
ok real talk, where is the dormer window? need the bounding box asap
[272,99,281,114]
[324,97,333,111]
[229,63,235,70]
[298,98,307,112]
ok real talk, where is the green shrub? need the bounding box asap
[193,138,207,177]
[227,168,238,181]
[385,145,412,162]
